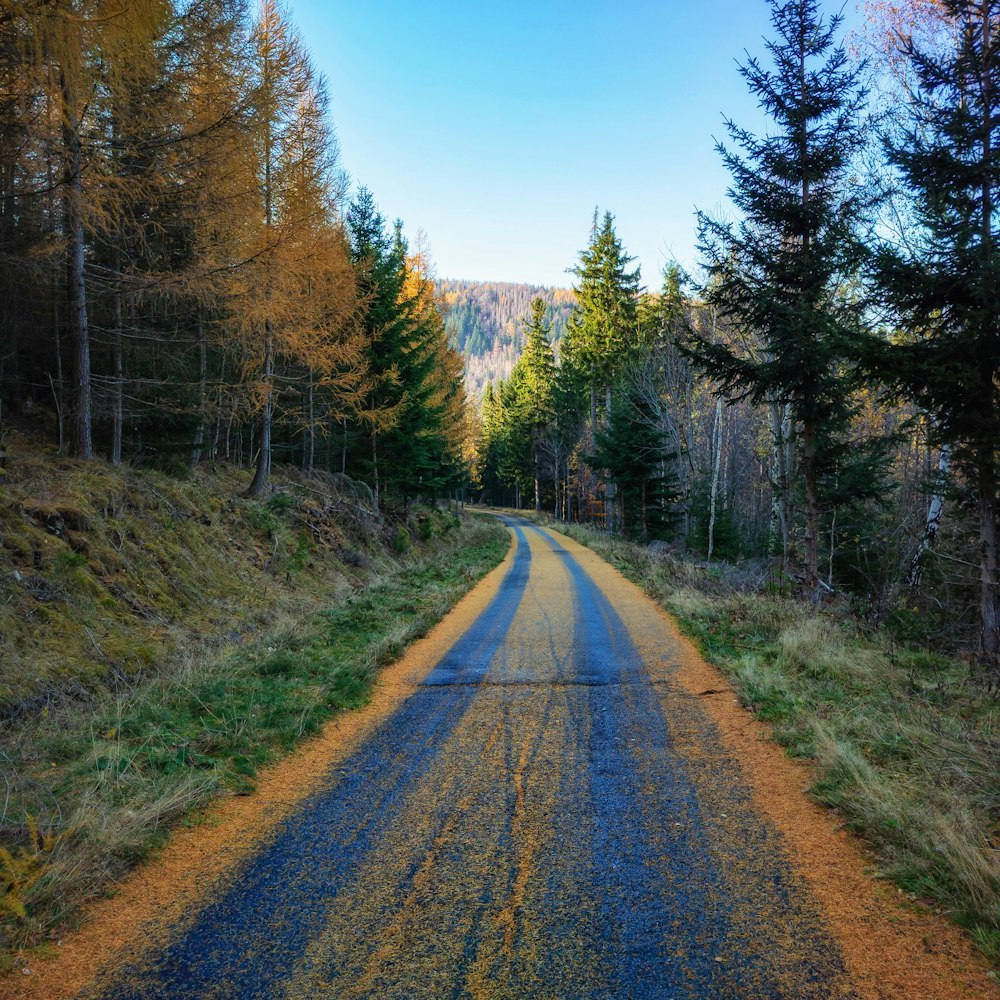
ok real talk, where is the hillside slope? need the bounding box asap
[438,279,576,395]
[0,434,509,960]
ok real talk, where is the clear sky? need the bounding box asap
[288,0,864,290]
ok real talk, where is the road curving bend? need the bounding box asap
[24,516,998,999]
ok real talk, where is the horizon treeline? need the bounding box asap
[0,0,467,506]
[478,0,1000,676]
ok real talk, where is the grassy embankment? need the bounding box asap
[542,518,999,965]
[0,435,508,963]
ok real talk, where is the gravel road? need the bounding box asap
[88,517,854,999]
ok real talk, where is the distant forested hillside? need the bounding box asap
[438,280,576,394]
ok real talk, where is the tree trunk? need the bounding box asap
[768,400,793,562]
[534,444,541,513]
[907,442,950,592]
[605,381,615,533]
[192,311,208,465]
[979,463,1000,675]
[802,418,820,596]
[304,375,315,472]
[641,479,648,540]
[246,334,273,496]
[708,397,723,561]
[111,311,123,466]
[53,303,65,454]
[62,70,92,460]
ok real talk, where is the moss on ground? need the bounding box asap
[0,436,508,959]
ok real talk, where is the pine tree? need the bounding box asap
[564,210,642,431]
[515,297,556,511]
[690,0,871,594]
[590,383,682,540]
[870,1,1000,673]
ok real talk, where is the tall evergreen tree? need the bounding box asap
[690,0,871,594]
[870,1,1000,673]
[345,188,408,511]
[564,210,642,431]
[514,297,556,511]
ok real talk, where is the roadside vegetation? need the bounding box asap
[545,520,1000,966]
[0,439,507,964]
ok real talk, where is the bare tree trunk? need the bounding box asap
[246,334,273,496]
[641,479,647,539]
[371,431,380,516]
[708,397,723,561]
[304,374,315,472]
[111,308,123,466]
[341,416,348,475]
[53,303,65,454]
[192,311,208,465]
[907,442,950,592]
[47,133,66,453]
[534,443,541,513]
[62,69,92,460]
[605,382,615,533]
[768,400,793,562]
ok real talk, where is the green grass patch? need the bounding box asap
[0,506,507,959]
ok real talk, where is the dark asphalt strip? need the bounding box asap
[519,521,851,998]
[84,525,532,1000]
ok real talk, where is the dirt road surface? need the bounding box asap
[10,517,998,999]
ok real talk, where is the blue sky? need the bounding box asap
[289,1,864,289]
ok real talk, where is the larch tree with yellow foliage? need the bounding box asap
[238,0,355,496]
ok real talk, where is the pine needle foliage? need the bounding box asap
[868,0,1000,676]
[689,0,875,594]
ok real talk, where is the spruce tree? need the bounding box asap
[690,0,870,594]
[564,210,642,431]
[516,297,557,511]
[590,383,682,540]
[870,1,1000,672]
[345,188,408,511]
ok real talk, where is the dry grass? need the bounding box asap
[0,437,508,962]
[542,517,1000,965]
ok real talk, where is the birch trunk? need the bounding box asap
[708,397,723,561]
[907,443,950,592]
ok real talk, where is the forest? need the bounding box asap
[438,279,576,396]
[0,0,999,977]
[1,0,1000,675]
[477,0,1000,680]
[0,0,468,510]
